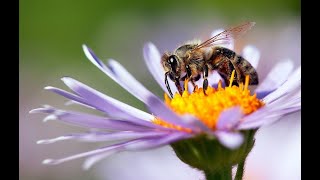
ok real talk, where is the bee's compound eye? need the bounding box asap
[168,55,178,71]
[169,55,177,64]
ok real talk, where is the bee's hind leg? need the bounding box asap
[203,64,209,95]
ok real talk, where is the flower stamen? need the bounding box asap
[153,71,264,131]
[229,70,235,88]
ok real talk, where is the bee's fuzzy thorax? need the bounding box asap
[177,39,202,49]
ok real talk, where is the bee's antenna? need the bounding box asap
[165,72,173,98]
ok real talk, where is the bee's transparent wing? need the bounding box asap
[193,22,255,50]
[210,29,234,50]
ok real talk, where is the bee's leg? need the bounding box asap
[203,64,209,95]
[165,72,174,98]
[180,74,194,92]
[185,65,194,91]
[231,80,239,86]
[191,74,201,92]
[175,78,183,96]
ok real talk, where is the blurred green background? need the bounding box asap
[20,0,300,180]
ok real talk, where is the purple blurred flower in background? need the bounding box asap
[30,27,300,179]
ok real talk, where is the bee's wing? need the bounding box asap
[193,22,255,50]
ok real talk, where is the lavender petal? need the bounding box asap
[237,104,300,130]
[30,106,162,131]
[83,45,155,102]
[83,150,117,170]
[241,45,260,69]
[255,59,294,99]
[37,135,75,144]
[64,100,96,109]
[82,44,118,82]
[83,132,191,170]
[263,66,301,104]
[146,95,209,132]
[238,90,301,130]
[216,106,243,130]
[79,131,172,142]
[44,133,190,168]
[237,116,281,130]
[107,59,159,102]
[61,77,154,121]
[266,88,301,110]
[44,86,89,106]
[123,132,192,150]
[45,86,148,121]
[42,140,138,165]
[215,131,244,149]
[37,131,171,145]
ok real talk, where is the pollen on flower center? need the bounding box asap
[152,71,264,131]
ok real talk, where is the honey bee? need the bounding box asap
[161,21,259,98]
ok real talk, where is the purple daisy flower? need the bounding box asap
[30,27,300,174]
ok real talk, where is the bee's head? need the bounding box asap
[161,53,181,80]
[161,52,182,97]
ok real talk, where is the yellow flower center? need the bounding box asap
[152,71,264,132]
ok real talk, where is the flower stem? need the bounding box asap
[235,159,245,180]
[235,130,256,180]
[204,167,232,180]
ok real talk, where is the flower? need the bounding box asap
[30,28,300,173]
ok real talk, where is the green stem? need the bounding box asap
[204,167,232,180]
[235,160,245,180]
[235,130,256,180]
